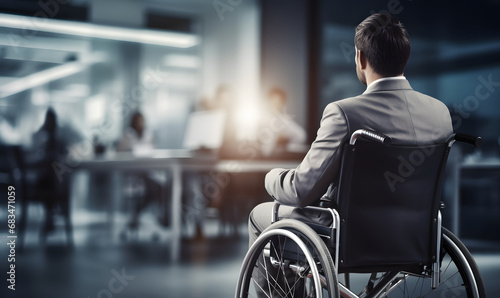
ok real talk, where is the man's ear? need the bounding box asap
[357,50,367,70]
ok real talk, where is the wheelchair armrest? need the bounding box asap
[453,133,482,147]
[271,202,340,244]
[271,201,341,269]
[272,201,340,229]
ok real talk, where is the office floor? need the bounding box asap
[2,207,500,298]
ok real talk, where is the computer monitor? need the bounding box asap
[182,109,226,150]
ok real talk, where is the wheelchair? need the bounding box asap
[236,129,486,298]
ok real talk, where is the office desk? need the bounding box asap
[78,151,300,261]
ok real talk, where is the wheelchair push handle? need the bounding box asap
[349,129,392,146]
[454,133,482,147]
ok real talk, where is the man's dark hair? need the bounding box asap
[355,13,411,77]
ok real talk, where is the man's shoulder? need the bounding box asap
[325,93,371,112]
[397,88,451,117]
[409,89,446,105]
[331,88,447,109]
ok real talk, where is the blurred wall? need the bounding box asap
[146,0,261,107]
[260,0,309,129]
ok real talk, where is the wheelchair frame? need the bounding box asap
[236,129,485,298]
[269,205,451,297]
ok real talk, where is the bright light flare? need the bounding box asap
[234,103,262,141]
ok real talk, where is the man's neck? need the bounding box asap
[367,74,405,87]
[365,71,383,87]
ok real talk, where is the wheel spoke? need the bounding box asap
[269,237,288,296]
[251,277,272,298]
[441,256,453,277]
[409,273,422,297]
[278,236,293,296]
[257,255,286,297]
[261,249,273,296]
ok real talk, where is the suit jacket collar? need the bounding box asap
[363,77,412,94]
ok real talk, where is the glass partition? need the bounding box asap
[0,14,201,152]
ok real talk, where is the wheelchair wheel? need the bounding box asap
[236,219,339,297]
[342,227,486,298]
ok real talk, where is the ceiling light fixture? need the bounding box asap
[0,13,199,48]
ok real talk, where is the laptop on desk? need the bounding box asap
[182,109,226,157]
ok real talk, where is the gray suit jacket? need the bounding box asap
[265,78,453,208]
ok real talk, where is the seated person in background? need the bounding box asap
[259,87,307,157]
[117,111,169,229]
[249,13,454,246]
[28,107,82,237]
[117,111,154,155]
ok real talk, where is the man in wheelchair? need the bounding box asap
[249,11,452,257]
[239,13,485,298]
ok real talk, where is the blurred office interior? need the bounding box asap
[0,0,499,297]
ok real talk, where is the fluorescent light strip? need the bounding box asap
[0,54,105,98]
[0,62,84,98]
[0,36,90,53]
[0,13,198,48]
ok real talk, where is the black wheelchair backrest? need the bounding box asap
[336,131,451,272]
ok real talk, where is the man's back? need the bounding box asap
[335,78,452,146]
[263,77,453,208]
